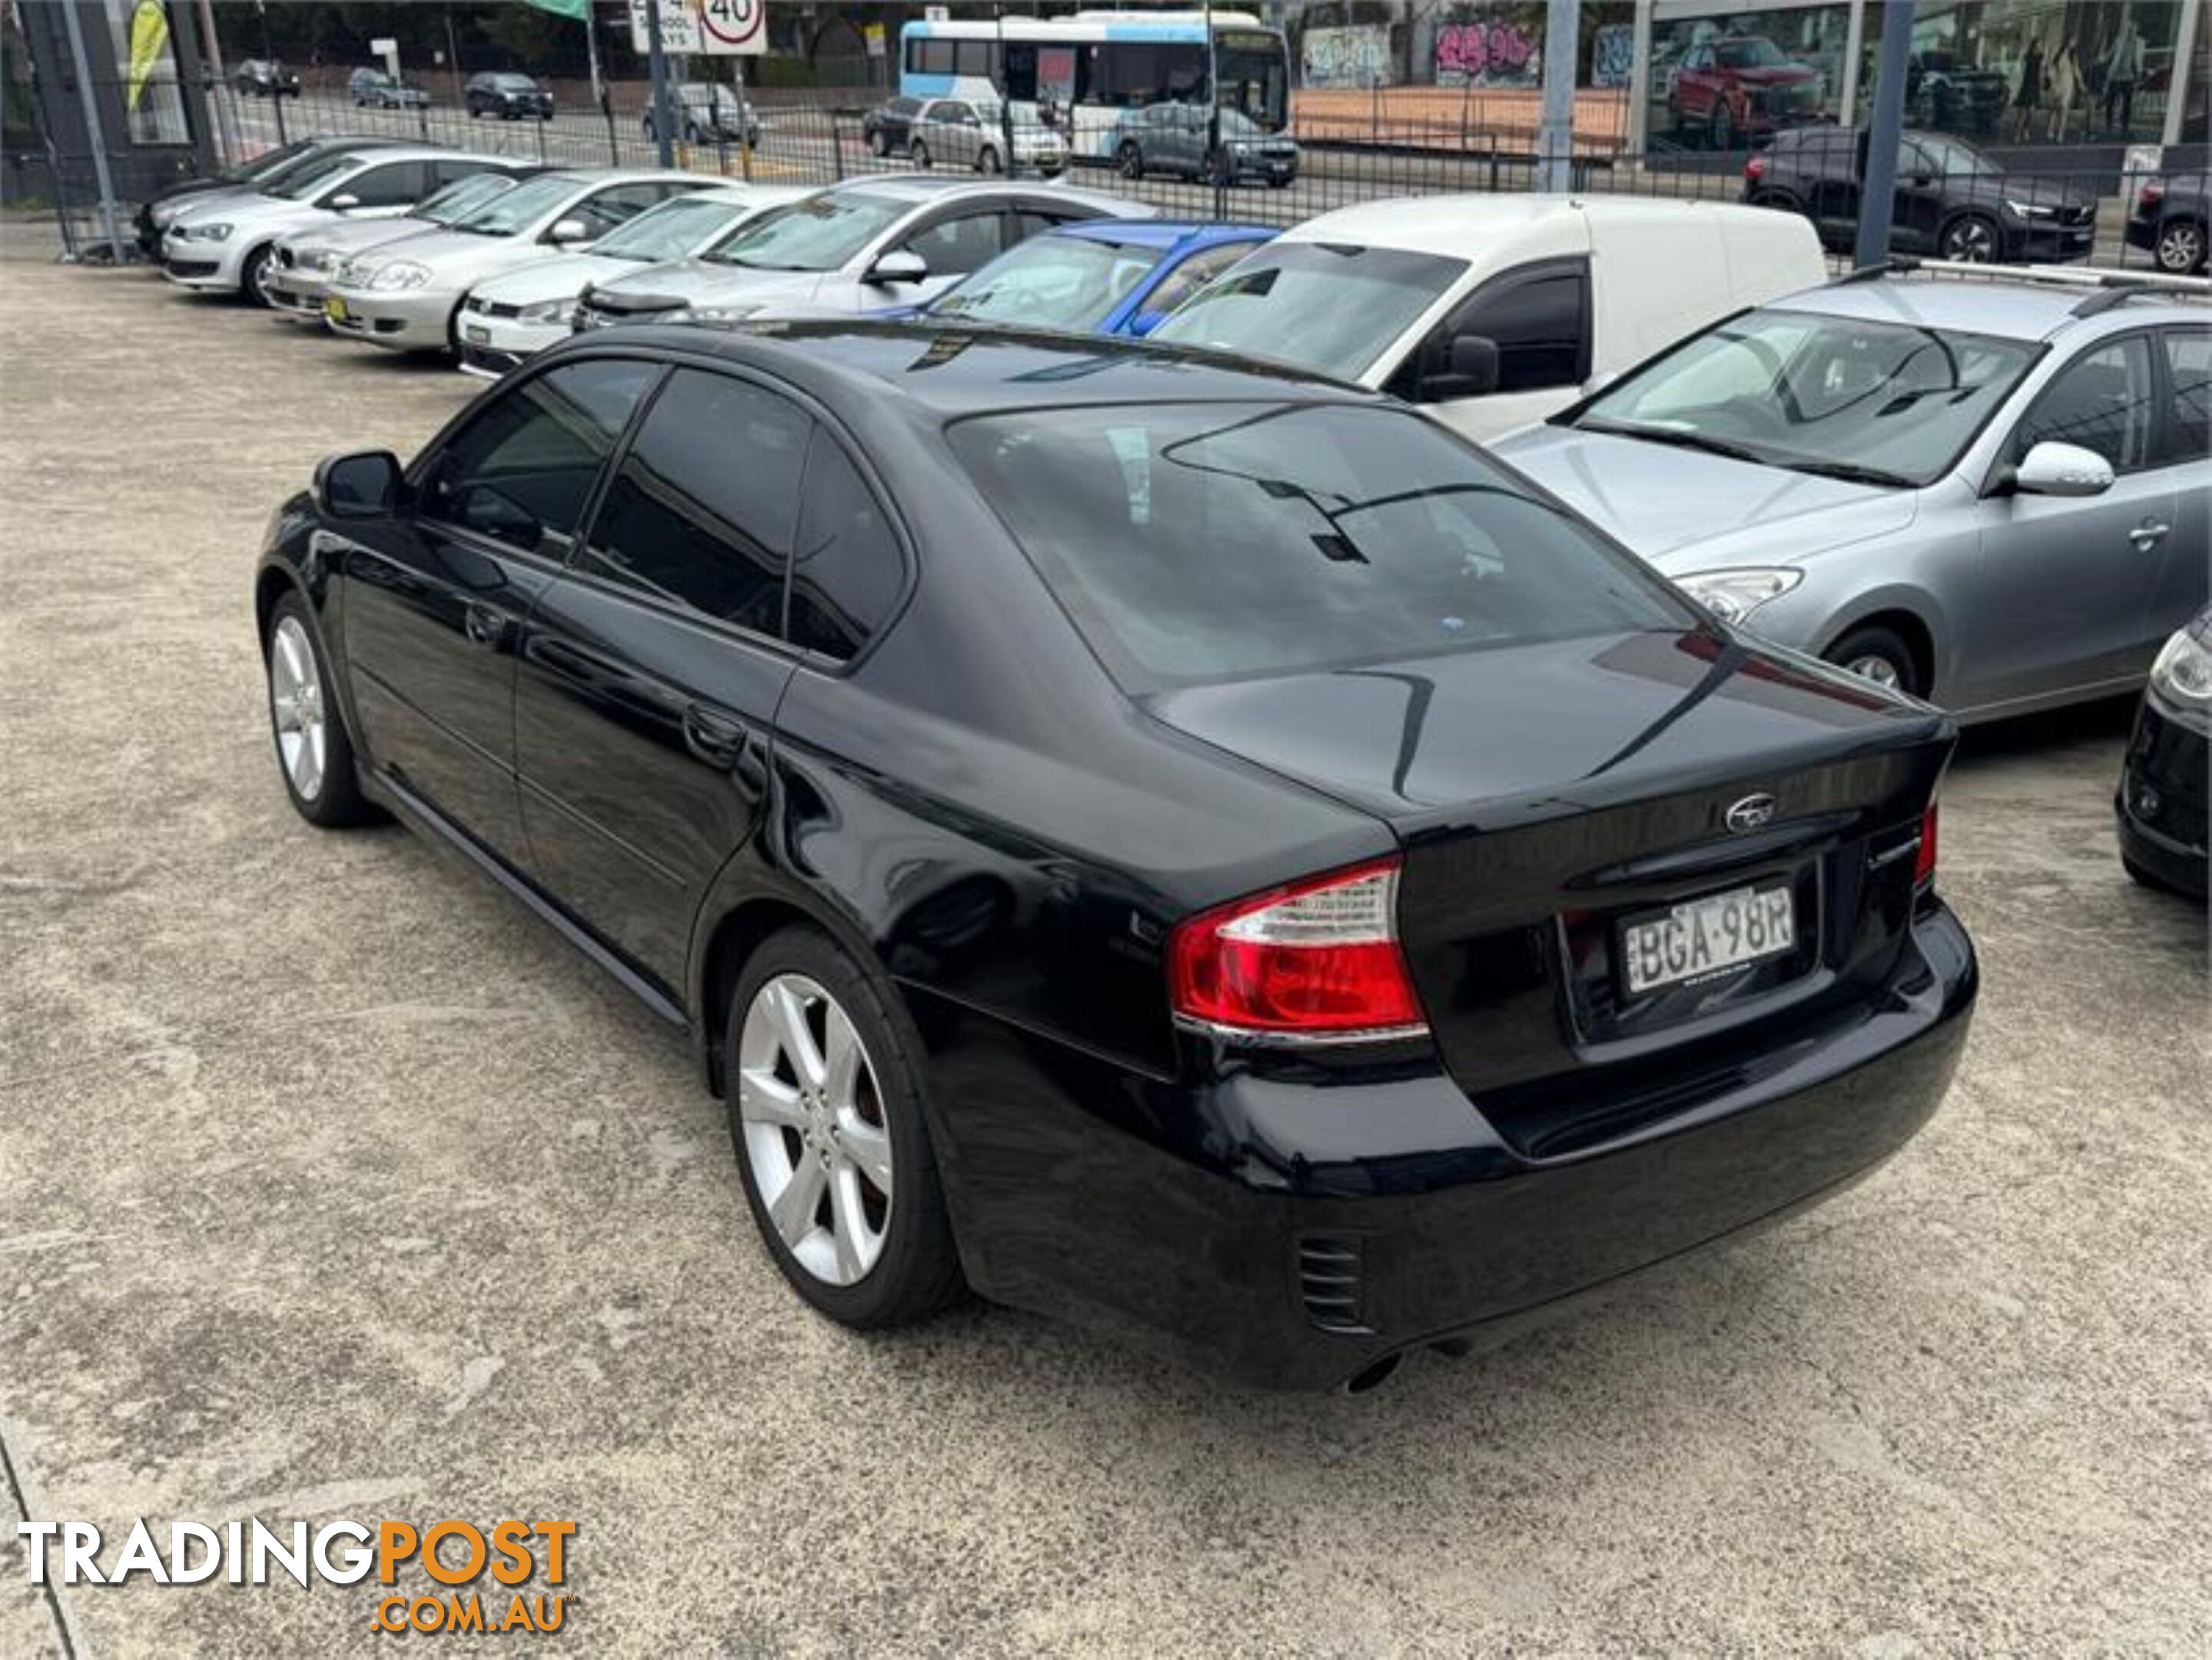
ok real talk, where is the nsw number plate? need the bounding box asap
[1620,881,1795,997]
[323,296,349,322]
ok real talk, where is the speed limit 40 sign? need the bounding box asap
[698,0,766,55]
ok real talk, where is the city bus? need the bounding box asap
[897,11,1292,168]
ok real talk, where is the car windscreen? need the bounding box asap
[1572,308,2041,488]
[950,403,1688,690]
[930,236,1159,330]
[416,173,518,226]
[592,194,749,261]
[493,75,536,90]
[1715,39,1791,69]
[1149,242,1467,383]
[232,137,321,184]
[453,174,585,236]
[701,191,907,271]
[270,153,359,201]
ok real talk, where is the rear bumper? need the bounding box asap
[916,904,1977,1390]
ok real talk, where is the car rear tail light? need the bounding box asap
[2140,177,2166,208]
[1168,857,1427,1040]
[1745,154,1767,184]
[1914,802,1938,887]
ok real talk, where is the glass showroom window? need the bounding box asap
[106,0,191,145]
[1647,5,1857,153]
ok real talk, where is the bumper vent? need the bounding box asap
[1296,1236,1371,1335]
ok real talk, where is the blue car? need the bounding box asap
[906,220,1275,338]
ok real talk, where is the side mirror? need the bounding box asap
[313,450,403,519]
[867,248,929,286]
[1126,310,1169,337]
[1420,334,1501,401]
[327,192,361,211]
[2008,440,2115,498]
[546,217,592,245]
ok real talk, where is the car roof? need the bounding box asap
[1275,192,1785,259]
[568,320,1368,417]
[1768,274,2210,341]
[817,174,1148,216]
[1052,219,1275,251]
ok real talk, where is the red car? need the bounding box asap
[1668,35,1822,149]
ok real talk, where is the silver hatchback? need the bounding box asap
[1495,268,2210,722]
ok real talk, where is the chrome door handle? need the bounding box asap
[463,603,512,649]
[682,704,748,768]
[2130,520,2172,550]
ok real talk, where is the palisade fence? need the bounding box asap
[17,57,2193,277]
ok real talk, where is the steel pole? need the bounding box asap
[1854,0,1915,269]
[58,0,127,259]
[1537,0,1579,194]
[585,5,603,107]
[648,0,674,166]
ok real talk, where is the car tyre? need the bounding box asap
[909,138,930,168]
[1940,212,2000,263]
[264,593,376,828]
[239,242,277,309]
[976,145,1002,174]
[1708,99,1736,151]
[1118,140,1143,181]
[2154,217,2207,274]
[869,127,890,157]
[725,926,965,1330]
[1826,624,1924,699]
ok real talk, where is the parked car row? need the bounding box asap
[123,134,2206,1389]
[861,93,1300,188]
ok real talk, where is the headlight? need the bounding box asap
[151,202,177,227]
[2149,627,2212,708]
[295,249,333,274]
[186,221,234,242]
[367,261,433,291]
[516,297,575,325]
[2005,200,2056,218]
[685,304,762,324]
[1676,568,1803,626]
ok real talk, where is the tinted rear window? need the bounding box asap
[950,403,1687,689]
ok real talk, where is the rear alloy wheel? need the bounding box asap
[1708,99,1735,151]
[2155,217,2207,274]
[909,138,930,168]
[1826,624,1923,699]
[1118,140,1143,181]
[727,929,963,1327]
[265,594,375,827]
[1941,213,1999,263]
[870,128,890,158]
[976,145,1002,174]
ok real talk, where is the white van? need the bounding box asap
[1150,194,1829,443]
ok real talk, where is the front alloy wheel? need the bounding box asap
[264,593,374,827]
[1942,214,1998,262]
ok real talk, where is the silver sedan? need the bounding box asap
[1494,271,2210,722]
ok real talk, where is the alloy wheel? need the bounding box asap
[1118,142,1142,181]
[1942,217,1996,262]
[2157,221,2205,274]
[268,615,328,802]
[1843,652,1904,691]
[737,973,894,1287]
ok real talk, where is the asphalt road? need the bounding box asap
[1,233,2207,1658]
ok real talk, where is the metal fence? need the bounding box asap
[97,75,2204,279]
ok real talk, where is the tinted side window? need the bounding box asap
[570,183,667,237]
[580,370,809,635]
[421,359,658,553]
[2161,330,2210,464]
[788,433,904,661]
[2014,337,2157,473]
[1426,264,1589,397]
[905,210,1007,277]
[336,161,425,208]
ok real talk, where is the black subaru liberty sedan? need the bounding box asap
[254,324,1977,1391]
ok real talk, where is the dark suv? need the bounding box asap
[2127,170,2210,274]
[862,95,926,158]
[466,71,555,122]
[1746,127,2096,264]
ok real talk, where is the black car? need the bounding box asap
[234,58,300,98]
[133,133,380,257]
[862,95,926,158]
[466,71,555,122]
[1903,52,2006,134]
[254,325,1976,1392]
[2118,607,2211,898]
[1746,127,2098,264]
[2127,171,2210,274]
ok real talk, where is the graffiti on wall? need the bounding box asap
[1302,24,1391,90]
[1591,22,1634,89]
[1433,19,1543,89]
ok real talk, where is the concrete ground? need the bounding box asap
[0,227,2207,1658]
